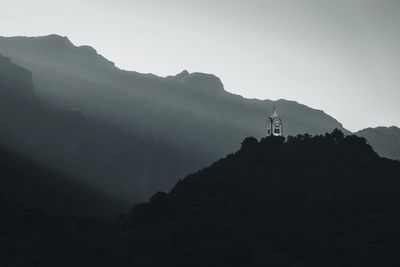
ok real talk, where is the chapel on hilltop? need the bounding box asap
[266,107,283,136]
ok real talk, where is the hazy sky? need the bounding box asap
[1,0,399,131]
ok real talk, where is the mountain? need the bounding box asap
[0,146,120,216]
[356,126,400,160]
[0,54,35,99]
[0,55,126,214]
[125,131,400,266]
[0,35,348,149]
[0,154,96,267]
[3,130,400,266]
[0,34,351,200]
[0,35,398,204]
[0,54,204,207]
[0,36,347,144]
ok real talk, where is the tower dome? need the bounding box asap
[266,107,283,136]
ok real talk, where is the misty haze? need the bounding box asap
[0,1,399,266]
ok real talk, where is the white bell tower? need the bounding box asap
[266,107,283,136]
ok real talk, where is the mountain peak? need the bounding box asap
[174,70,190,79]
[42,34,73,45]
[178,72,225,94]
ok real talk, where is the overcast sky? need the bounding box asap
[1,0,399,131]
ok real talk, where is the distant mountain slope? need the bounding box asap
[0,35,347,159]
[0,35,397,202]
[0,146,119,216]
[126,131,400,266]
[0,54,204,206]
[0,54,35,99]
[356,126,400,160]
[0,55,124,215]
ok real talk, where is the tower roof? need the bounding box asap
[270,107,279,119]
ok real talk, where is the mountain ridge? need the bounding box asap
[0,34,348,132]
[356,126,400,160]
[0,35,348,151]
[0,53,204,205]
[0,34,397,205]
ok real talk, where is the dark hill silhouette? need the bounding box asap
[125,130,400,266]
[2,130,400,266]
[356,126,400,160]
